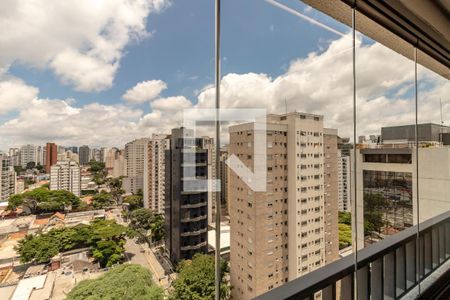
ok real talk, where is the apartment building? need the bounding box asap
[8,148,20,167]
[337,154,351,212]
[20,144,37,168]
[323,129,339,264]
[0,155,16,201]
[45,142,57,173]
[229,112,328,299]
[143,134,170,214]
[36,146,44,166]
[123,138,150,194]
[50,161,81,197]
[202,136,216,225]
[165,128,209,262]
[79,145,90,165]
[220,146,230,215]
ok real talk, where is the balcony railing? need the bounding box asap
[180,215,207,222]
[180,241,207,251]
[255,210,450,300]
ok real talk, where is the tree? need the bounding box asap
[89,160,106,185]
[36,163,44,172]
[14,166,24,175]
[123,195,143,211]
[338,211,351,225]
[338,223,352,249]
[66,264,163,300]
[7,188,81,213]
[107,177,125,204]
[15,220,127,267]
[171,254,230,300]
[26,161,36,170]
[92,191,115,209]
[150,214,164,243]
[88,160,106,174]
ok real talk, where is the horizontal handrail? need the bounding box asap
[255,210,450,300]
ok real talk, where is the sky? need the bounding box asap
[0,0,448,151]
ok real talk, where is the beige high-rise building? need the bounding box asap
[143,134,170,214]
[123,138,150,194]
[50,161,81,197]
[323,129,339,264]
[230,112,330,299]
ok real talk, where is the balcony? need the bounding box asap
[180,241,207,251]
[181,201,207,209]
[180,228,207,237]
[180,215,207,223]
[255,210,450,300]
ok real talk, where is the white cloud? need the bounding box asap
[0,34,448,150]
[152,96,192,111]
[0,78,39,114]
[194,34,443,139]
[0,96,145,148]
[0,0,171,92]
[122,80,168,103]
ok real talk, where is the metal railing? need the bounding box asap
[255,210,450,300]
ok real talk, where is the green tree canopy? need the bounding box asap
[170,254,230,300]
[15,220,127,267]
[66,264,163,300]
[107,177,125,204]
[26,161,36,170]
[338,211,351,225]
[92,191,115,209]
[123,195,143,211]
[7,188,81,213]
[338,223,352,249]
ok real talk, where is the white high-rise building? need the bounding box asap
[124,138,150,194]
[338,153,351,212]
[143,135,170,213]
[8,148,20,167]
[36,146,44,166]
[0,155,16,201]
[20,144,37,168]
[50,161,81,196]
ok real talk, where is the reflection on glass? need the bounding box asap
[363,170,413,246]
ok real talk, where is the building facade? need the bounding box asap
[50,161,81,197]
[124,138,150,194]
[79,145,90,165]
[20,144,37,168]
[229,112,328,299]
[0,155,16,201]
[143,135,169,214]
[323,129,339,264]
[165,128,209,262]
[45,142,57,173]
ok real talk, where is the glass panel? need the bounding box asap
[222,1,352,298]
[417,50,450,294]
[354,10,416,298]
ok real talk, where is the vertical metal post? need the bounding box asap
[414,45,421,295]
[351,7,358,300]
[214,0,221,299]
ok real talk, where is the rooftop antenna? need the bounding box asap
[285,97,288,114]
